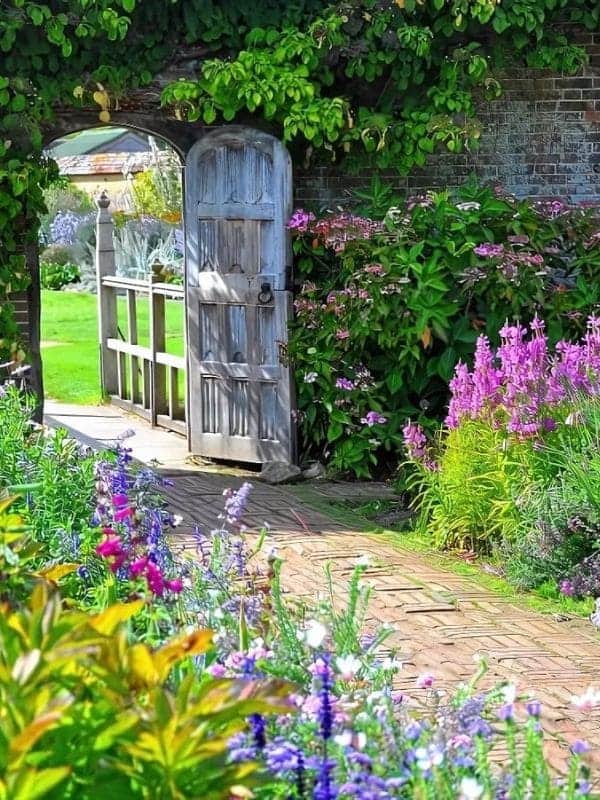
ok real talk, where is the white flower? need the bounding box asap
[334,731,353,747]
[501,683,517,704]
[380,657,403,671]
[415,745,443,771]
[354,554,371,568]
[172,514,183,527]
[590,598,600,628]
[571,686,600,710]
[298,619,328,649]
[336,654,362,680]
[456,201,481,212]
[304,372,318,383]
[459,777,484,800]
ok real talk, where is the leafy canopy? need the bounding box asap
[1,0,599,359]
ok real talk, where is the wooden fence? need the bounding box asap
[96,192,187,436]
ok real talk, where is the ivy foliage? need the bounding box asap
[1,0,599,361]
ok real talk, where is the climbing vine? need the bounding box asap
[1,0,599,362]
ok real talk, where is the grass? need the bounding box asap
[41,289,185,404]
[289,484,595,619]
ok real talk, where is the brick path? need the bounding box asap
[160,470,600,773]
[44,403,600,772]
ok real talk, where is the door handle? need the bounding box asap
[258,281,274,304]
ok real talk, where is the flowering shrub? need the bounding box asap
[405,317,600,602]
[289,181,600,476]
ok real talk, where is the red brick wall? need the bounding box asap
[295,29,600,208]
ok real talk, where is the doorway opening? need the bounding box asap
[40,126,185,413]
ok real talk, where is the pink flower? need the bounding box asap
[145,561,165,596]
[112,493,129,508]
[287,209,316,232]
[166,578,183,593]
[208,663,227,678]
[364,263,385,276]
[473,243,504,258]
[114,505,134,522]
[416,672,435,689]
[336,329,350,340]
[402,421,427,460]
[130,557,148,577]
[96,534,123,558]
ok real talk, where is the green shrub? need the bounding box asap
[289,180,600,476]
[39,244,76,268]
[40,262,81,290]
[404,314,600,600]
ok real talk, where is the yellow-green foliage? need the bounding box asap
[411,421,523,552]
[0,566,292,799]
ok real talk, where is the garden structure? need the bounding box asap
[92,125,296,466]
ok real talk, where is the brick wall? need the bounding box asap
[11,292,30,341]
[295,28,600,208]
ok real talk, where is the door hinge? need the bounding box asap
[285,265,293,292]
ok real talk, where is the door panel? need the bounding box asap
[185,128,296,464]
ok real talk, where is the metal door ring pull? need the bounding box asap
[258,281,273,304]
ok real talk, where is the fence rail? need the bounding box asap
[96,192,187,437]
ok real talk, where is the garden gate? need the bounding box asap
[97,126,296,465]
[185,128,295,465]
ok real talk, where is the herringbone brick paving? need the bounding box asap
[159,470,600,774]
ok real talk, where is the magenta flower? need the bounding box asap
[130,556,148,577]
[166,578,183,593]
[473,243,504,258]
[416,672,435,689]
[361,411,387,427]
[287,209,316,232]
[114,505,134,522]
[96,534,123,558]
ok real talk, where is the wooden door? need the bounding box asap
[185,127,296,464]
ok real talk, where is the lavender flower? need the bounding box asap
[360,411,387,427]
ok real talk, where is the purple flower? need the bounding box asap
[288,209,316,232]
[497,704,514,722]
[473,243,504,258]
[335,378,355,391]
[526,699,541,717]
[361,411,387,427]
[560,579,575,597]
[402,421,427,460]
[571,739,591,755]
[223,482,252,528]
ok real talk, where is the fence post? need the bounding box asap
[96,191,119,396]
[149,261,166,425]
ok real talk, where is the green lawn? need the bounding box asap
[41,290,185,404]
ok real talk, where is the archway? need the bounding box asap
[40,124,185,420]
[37,118,297,465]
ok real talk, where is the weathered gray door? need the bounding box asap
[185,127,296,464]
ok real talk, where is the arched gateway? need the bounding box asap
[37,117,296,466]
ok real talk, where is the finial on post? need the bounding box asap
[97,190,110,209]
